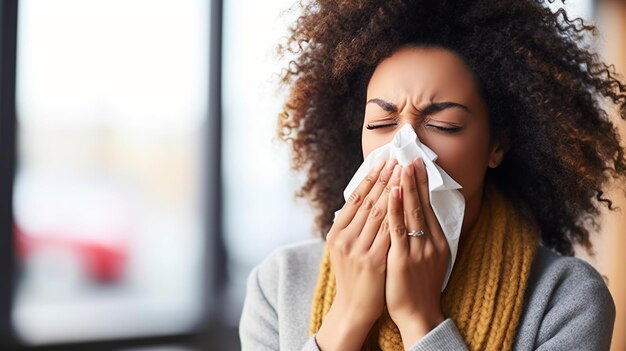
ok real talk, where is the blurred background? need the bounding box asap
[0,0,623,350]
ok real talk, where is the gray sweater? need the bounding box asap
[239,238,615,350]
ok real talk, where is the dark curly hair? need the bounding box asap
[276,0,626,256]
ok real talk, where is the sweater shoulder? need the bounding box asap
[527,244,614,310]
[514,244,616,349]
[240,238,326,350]
[257,238,326,271]
[250,238,326,293]
[530,244,611,294]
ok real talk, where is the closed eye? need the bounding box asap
[427,124,463,133]
[365,122,398,130]
[366,123,462,133]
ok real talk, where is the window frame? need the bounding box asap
[0,0,232,349]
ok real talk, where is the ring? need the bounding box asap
[407,229,425,237]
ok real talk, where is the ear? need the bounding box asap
[488,138,507,169]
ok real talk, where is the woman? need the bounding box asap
[240,0,624,350]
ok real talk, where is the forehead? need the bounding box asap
[367,46,479,100]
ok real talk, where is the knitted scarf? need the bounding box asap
[308,186,539,351]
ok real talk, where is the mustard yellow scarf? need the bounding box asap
[309,186,539,350]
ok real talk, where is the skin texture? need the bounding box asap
[386,161,448,349]
[317,160,400,351]
[278,0,626,257]
[363,46,504,236]
[317,46,506,350]
[277,1,626,349]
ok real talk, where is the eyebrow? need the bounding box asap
[366,98,471,115]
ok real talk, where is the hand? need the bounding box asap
[385,158,450,350]
[316,159,401,351]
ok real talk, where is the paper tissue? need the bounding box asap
[338,123,465,291]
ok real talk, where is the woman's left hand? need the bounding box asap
[385,157,450,350]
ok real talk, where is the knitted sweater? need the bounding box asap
[239,238,615,350]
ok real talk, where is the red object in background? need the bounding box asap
[15,223,129,284]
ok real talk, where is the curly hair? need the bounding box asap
[276,0,626,256]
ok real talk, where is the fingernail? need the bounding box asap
[391,164,401,179]
[376,159,386,170]
[385,159,395,171]
[404,163,413,177]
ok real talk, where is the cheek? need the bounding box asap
[421,131,491,201]
[361,130,395,159]
[362,127,492,202]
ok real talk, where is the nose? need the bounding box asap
[397,120,419,134]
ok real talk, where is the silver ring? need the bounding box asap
[407,229,425,237]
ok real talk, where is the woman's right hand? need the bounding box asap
[316,159,401,351]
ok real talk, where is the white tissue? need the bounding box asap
[338,123,465,291]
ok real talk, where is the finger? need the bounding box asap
[347,159,398,233]
[370,216,391,256]
[414,157,448,252]
[413,158,431,213]
[401,163,427,235]
[357,164,401,251]
[335,159,387,229]
[401,162,431,257]
[388,185,409,255]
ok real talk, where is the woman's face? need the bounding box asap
[362,46,504,227]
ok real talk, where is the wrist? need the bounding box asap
[396,312,445,350]
[316,303,377,351]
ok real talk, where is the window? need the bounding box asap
[6,0,218,347]
[220,0,313,325]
